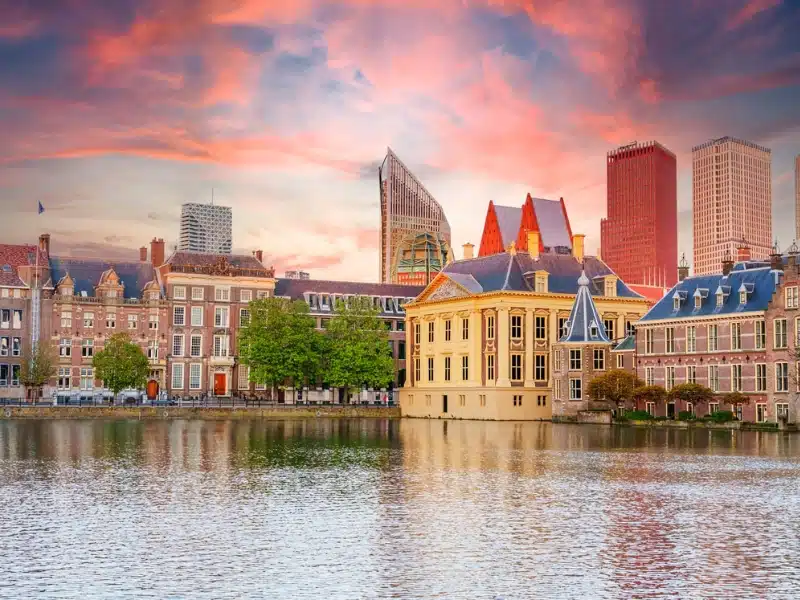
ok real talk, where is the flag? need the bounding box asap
[38,201,45,214]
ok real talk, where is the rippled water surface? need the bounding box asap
[2,419,800,599]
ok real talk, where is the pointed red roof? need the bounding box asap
[478,201,503,257]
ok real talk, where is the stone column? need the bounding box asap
[497,307,511,387]
[524,309,535,386]
[470,310,482,385]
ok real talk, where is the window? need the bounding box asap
[694,295,702,310]
[59,338,71,357]
[559,317,568,338]
[535,275,547,293]
[149,314,159,330]
[0,364,7,386]
[616,354,624,369]
[666,366,675,390]
[189,364,202,390]
[397,320,405,332]
[731,322,741,350]
[569,349,581,371]
[171,363,184,389]
[80,368,93,391]
[172,334,184,357]
[426,357,434,381]
[645,329,654,354]
[214,307,229,328]
[173,286,186,300]
[673,297,681,311]
[739,290,747,305]
[257,290,270,299]
[776,403,789,420]
[398,341,406,360]
[461,318,469,340]
[213,335,229,357]
[190,334,202,357]
[459,395,466,407]
[593,349,605,371]
[414,323,420,345]
[190,306,203,327]
[0,337,7,357]
[511,315,522,339]
[709,402,719,415]
[173,306,185,326]
[603,319,615,341]
[215,287,230,302]
[716,292,724,308]
[461,355,469,381]
[191,287,204,300]
[774,319,788,349]
[666,328,675,353]
[645,367,654,386]
[11,337,20,357]
[687,365,696,384]
[554,349,562,372]
[796,318,800,345]
[709,365,719,392]
[61,311,72,329]
[709,324,718,351]
[147,341,158,360]
[444,319,451,341]
[569,378,582,400]
[510,354,523,381]
[414,358,420,383]
[535,354,547,380]
[625,321,634,337]
[732,364,742,392]
[238,366,250,390]
[444,356,451,381]
[756,363,767,391]
[128,314,138,330]
[535,316,547,340]
[57,367,71,389]
[479,395,486,407]
[428,321,434,343]
[236,308,248,327]
[513,395,523,407]
[0,309,8,328]
[786,286,799,309]
[83,312,94,328]
[686,326,696,353]
[646,401,655,416]
[554,379,562,400]
[106,311,116,329]
[81,339,93,358]
[486,354,495,381]
[239,290,252,303]
[776,362,789,392]
[486,316,495,340]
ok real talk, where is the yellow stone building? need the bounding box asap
[399,232,650,420]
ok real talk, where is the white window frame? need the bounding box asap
[666,366,675,390]
[173,306,185,327]
[709,365,719,392]
[190,306,203,327]
[189,363,202,390]
[190,334,202,358]
[774,319,788,349]
[83,312,94,328]
[171,363,184,389]
[569,378,582,400]
[665,327,675,353]
[686,326,696,353]
[731,322,741,351]
[732,364,742,392]
[708,324,718,351]
[776,362,789,392]
[593,349,605,371]
[173,286,186,300]
[214,306,230,328]
[172,334,184,357]
[755,320,766,349]
[191,287,204,301]
[240,289,252,303]
[569,349,582,371]
[756,363,767,392]
[128,314,138,330]
[215,287,231,302]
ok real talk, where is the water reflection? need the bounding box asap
[1,419,799,599]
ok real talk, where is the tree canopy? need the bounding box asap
[586,370,643,406]
[237,297,321,391]
[92,333,150,395]
[722,391,750,406]
[634,385,667,404]
[324,296,394,395]
[668,383,714,405]
[19,342,56,390]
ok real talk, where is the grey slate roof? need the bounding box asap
[274,278,425,317]
[559,272,611,343]
[532,197,572,249]
[613,335,635,351]
[49,257,156,299]
[494,205,522,248]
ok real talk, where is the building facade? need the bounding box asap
[178,203,233,254]
[601,141,678,287]
[159,251,275,398]
[692,137,772,275]
[274,278,423,401]
[399,231,650,420]
[379,148,451,284]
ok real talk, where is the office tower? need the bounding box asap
[379,148,452,284]
[796,155,800,241]
[178,203,233,254]
[600,141,678,287]
[692,137,771,275]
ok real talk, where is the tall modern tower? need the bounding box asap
[178,203,233,254]
[600,141,678,287]
[795,154,800,242]
[692,137,771,275]
[379,148,452,284]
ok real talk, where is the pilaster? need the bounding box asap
[524,309,535,386]
[497,307,511,387]
[470,309,482,385]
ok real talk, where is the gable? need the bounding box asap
[417,273,472,302]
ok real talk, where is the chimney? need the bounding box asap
[462,242,474,260]
[255,250,263,263]
[678,254,690,281]
[770,240,783,271]
[139,246,148,262]
[527,230,540,259]
[38,233,50,257]
[736,241,751,263]
[150,238,165,267]
[721,249,734,276]
[572,234,585,263]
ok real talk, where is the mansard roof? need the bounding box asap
[639,265,778,322]
[274,278,424,317]
[49,257,156,299]
[559,271,611,343]
[613,335,636,351]
[436,251,643,297]
[0,243,46,287]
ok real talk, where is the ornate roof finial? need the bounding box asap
[772,239,781,255]
[679,253,688,269]
[789,240,799,255]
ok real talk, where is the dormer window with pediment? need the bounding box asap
[693,288,708,310]
[57,273,74,297]
[715,285,730,309]
[604,276,618,298]
[672,290,687,311]
[534,271,549,293]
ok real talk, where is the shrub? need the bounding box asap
[626,410,653,421]
[654,416,669,421]
[708,410,734,423]
[677,411,696,421]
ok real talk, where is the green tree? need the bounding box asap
[668,383,714,408]
[586,369,643,410]
[92,333,150,396]
[19,342,56,401]
[324,296,394,402]
[237,297,321,399]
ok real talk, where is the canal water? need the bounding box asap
[1,419,799,599]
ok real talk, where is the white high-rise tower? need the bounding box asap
[178,203,232,254]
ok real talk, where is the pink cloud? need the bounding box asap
[726,0,782,31]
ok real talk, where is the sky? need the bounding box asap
[1,0,799,281]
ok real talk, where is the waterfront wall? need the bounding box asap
[0,406,401,420]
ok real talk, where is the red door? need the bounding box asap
[146,380,159,400]
[214,373,226,396]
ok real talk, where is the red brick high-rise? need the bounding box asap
[600,141,677,288]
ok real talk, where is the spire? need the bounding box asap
[560,270,611,343]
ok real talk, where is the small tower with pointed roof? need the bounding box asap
[552,270,619,419]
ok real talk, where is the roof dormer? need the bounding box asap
[738,282,754,305]
[672,289,687,311]
[693,288,708,310]
[715,285,731,309]
[56,272,74,296]
[533,270,549,293]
